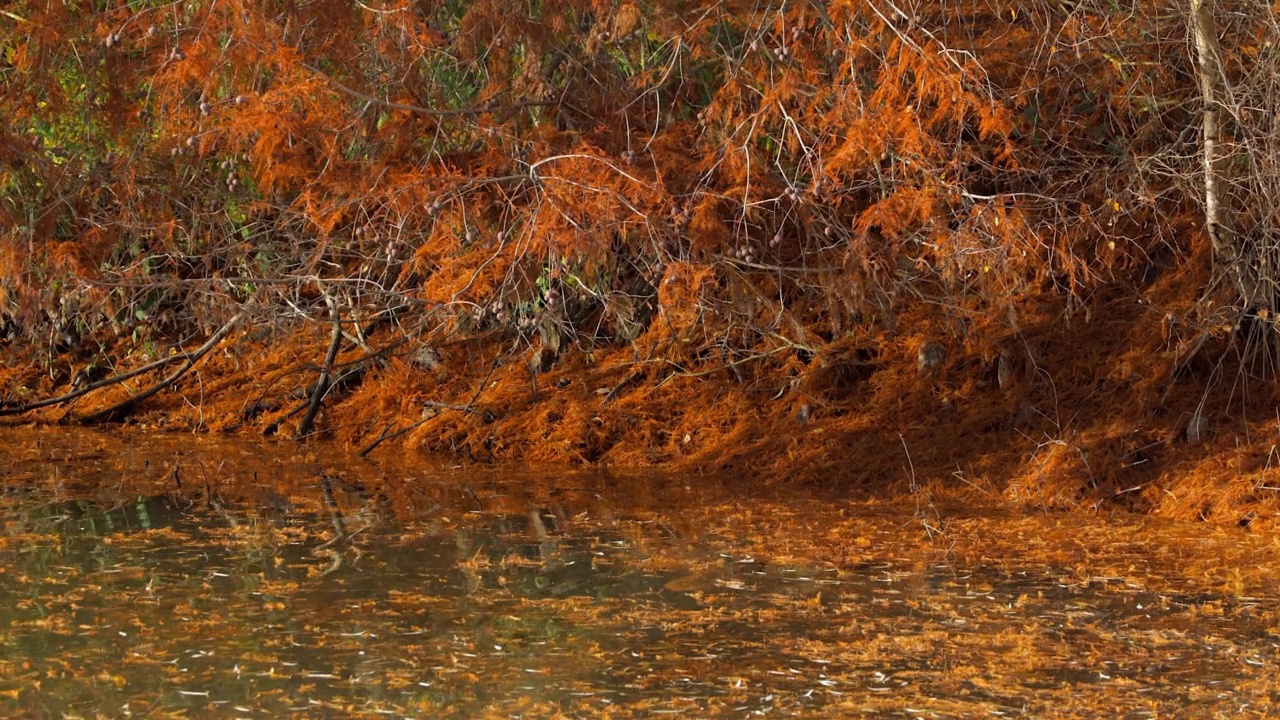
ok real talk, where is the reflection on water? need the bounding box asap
[1,428,1279,718]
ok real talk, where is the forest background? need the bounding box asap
[4,0,1280,525]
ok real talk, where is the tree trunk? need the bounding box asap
[1190,0,1260,307]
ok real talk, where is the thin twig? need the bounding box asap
[302,62,555,118]
[654,345,793,385]
[358,356,501,456]
[357,421,398,458]
[358,414,433,456]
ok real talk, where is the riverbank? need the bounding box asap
[4,249,1277,530]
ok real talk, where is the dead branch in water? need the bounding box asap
[74,314,244,424]
[296,295,344,440]
[1,349,189,416]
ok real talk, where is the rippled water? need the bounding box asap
[1,428,1278,718]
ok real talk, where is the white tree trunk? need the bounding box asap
[1191,0,1258,304]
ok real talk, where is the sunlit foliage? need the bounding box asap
[0,0,1216,349]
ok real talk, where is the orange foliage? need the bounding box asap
[5,0,1280,524]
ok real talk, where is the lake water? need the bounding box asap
[2,427,1279,717]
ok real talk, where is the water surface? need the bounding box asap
[2,428,1279,718]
